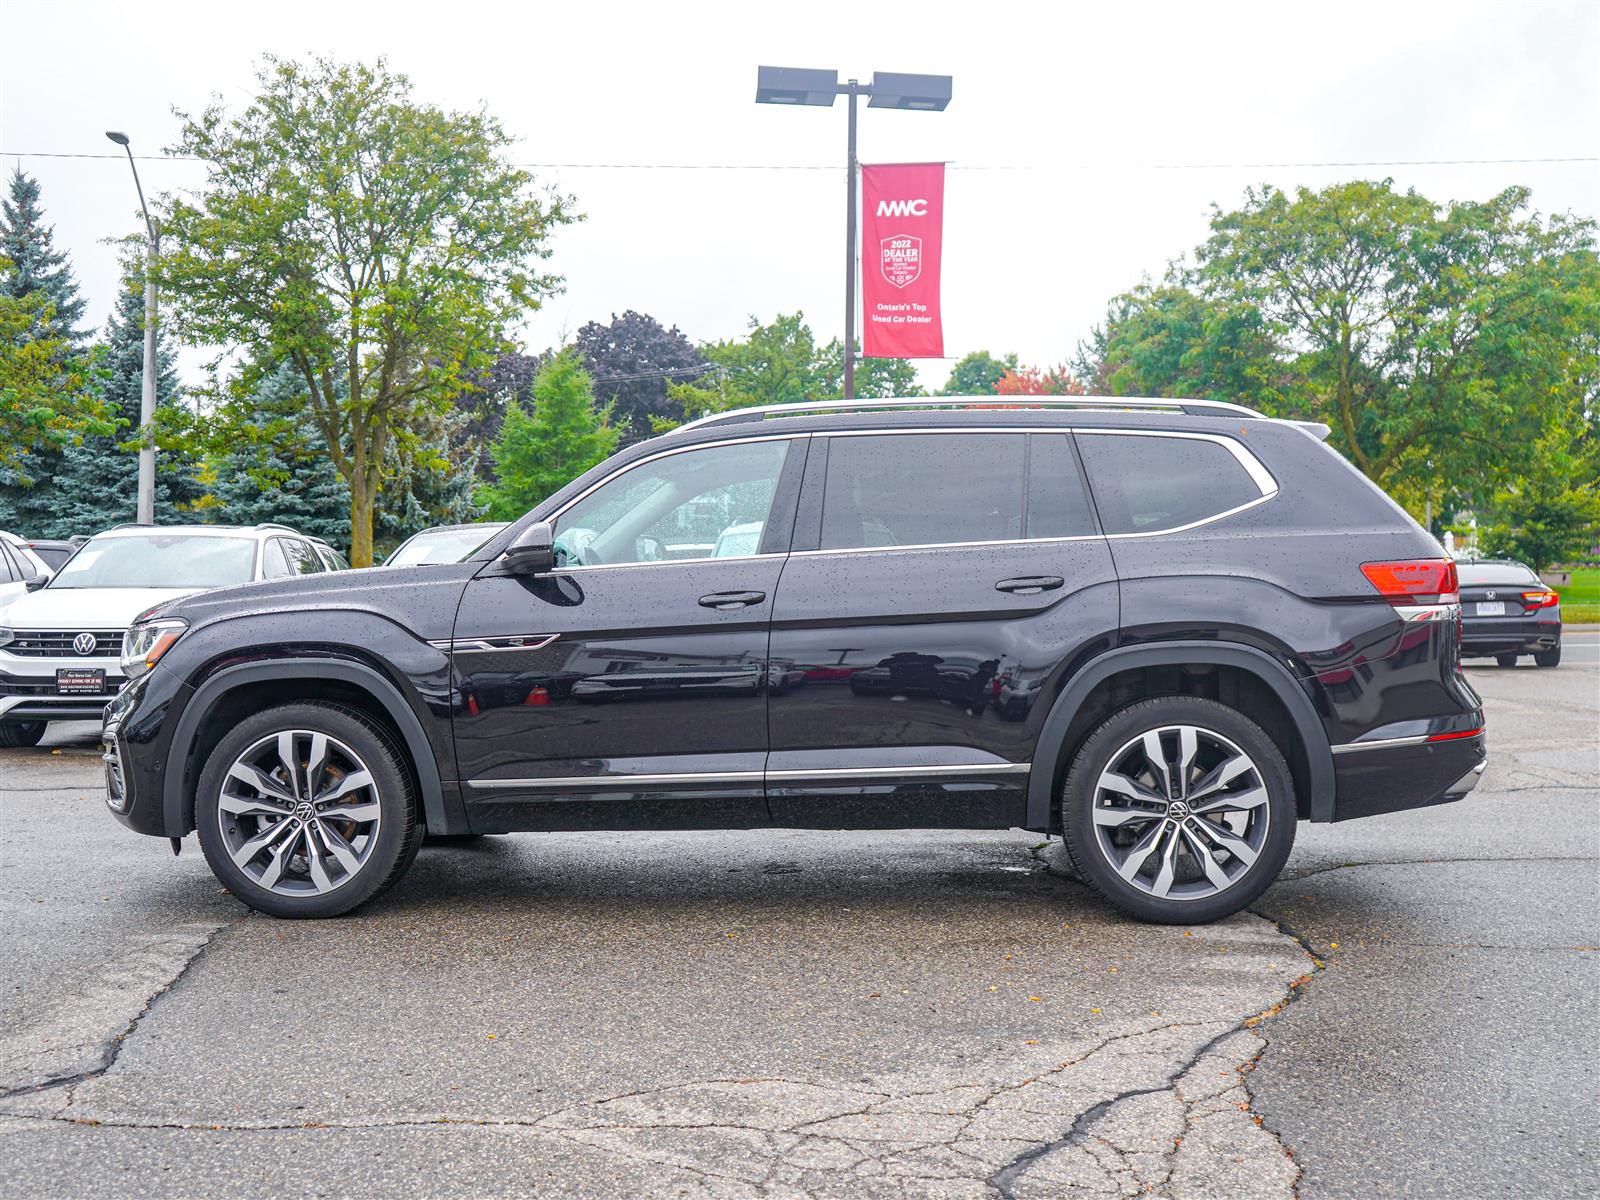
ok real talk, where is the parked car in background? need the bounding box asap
[16,539,79,573]
[103,397,1484,923]
[0,522,330,747]
[1455,558,1562,667]
[0,531,54,602]
[384,522,508,566]
[309,538,350,572]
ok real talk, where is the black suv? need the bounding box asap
[103,398,1486,922]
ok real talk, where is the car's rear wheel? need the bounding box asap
[1496,653,1519,668]
[1059,696,1297,925]
[195,703,420,918]
[0,720,47,748]
[1535,646,1561,668]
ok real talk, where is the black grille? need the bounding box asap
[2,629,124,658]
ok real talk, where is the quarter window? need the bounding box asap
[1076,433,1266,535]
[553,439,792,568]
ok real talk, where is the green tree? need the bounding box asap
[1479,391,1600,570]
[940,350,1017,395]
[0,168,87,347]
[375,401,483,555]
[211,363,352,548]
[157,55,576,564]
[1081,182,1599,504]
[35,263,203,537]
[478,350,617,521]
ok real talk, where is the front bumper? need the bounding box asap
[0,653,127,722]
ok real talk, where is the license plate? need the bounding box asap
[1475,601,1506,617]
[56,667,106,695]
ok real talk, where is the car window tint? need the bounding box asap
[1076,434,1263,535]
[262,539,292,579]
[1027,435,1097,538]
[820,433,1025,551]
[1456,563,1538,585]
[554,440,792,568]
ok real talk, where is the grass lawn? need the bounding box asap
[1554,566,1600,624]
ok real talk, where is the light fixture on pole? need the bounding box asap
[755,66,951,399]
[105,130,159,526]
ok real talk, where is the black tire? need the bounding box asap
[1535,646,1561,668]
[195,702,420,918]
[0,720,47,748]
[1495,653,1519,668]
[1059,696,1297,925]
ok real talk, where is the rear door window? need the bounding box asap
[1076,433,1267,535]
[819,433,1025,550]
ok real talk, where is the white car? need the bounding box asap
[0,523,332,747]
[0,530,54,604]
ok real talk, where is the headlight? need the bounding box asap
[0,628,12,648]
[121,618,188,679]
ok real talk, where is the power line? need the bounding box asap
[4,150,1596,171]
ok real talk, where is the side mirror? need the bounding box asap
[24,574,49,592]
[501,521,556,575]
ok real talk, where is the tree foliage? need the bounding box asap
[0,168,87,347]
[940,350,1017,396]
[1080,181,1600,508]
[995,363,1084,396]
[478,349,617,521]
[574,311,705,445]
[158,55,577,564]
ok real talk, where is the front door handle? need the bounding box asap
[698,590,767,611]
[995,576,1064,596]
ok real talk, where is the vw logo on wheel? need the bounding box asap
[72,632,98,656]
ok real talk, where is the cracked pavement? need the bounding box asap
[0,636,1593,1197]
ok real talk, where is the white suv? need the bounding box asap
[0,523,336,747]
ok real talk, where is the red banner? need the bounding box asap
[860,162,944,358]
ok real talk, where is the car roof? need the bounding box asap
[409,522,509,536]
[92,523,306,541]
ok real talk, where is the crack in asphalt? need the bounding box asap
[0,912,250,1103]
[1281,853,1597,883]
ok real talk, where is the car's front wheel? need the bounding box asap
[0,720,47,748]
[1059,696,1297,924]
[195,702,420,918]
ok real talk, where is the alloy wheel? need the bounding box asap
[1089,724,1271,902]
[216,730,383,896]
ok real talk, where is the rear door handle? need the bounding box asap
[698,590,767,611]
[995,576,1064,596]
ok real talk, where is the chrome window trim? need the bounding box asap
[464,762,1032,790]
[519,424,1279,573]
[1329,734,1431,755]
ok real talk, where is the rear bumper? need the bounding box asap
[1459,617,1560,656]
[1330,730,1487,821]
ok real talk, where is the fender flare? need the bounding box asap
[1026,641,1335,829]
[163,659,454,836]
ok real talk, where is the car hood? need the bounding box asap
[0,586,200,630]
[153,562,481,627]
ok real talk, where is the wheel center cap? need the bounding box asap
[293,802,315,823]
[1167,800,1191,820]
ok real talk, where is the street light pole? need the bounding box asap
[843,80,860,399]
[105,131,158,526]
[755,68,950,403]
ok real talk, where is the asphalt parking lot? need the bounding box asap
[0,636,1594,1198]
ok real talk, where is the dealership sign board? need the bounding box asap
[860,162,944,359]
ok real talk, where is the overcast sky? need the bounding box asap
[3,0,1597,391]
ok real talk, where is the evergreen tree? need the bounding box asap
[0,168,88,347]
[211,364,353,549]
[33,266,204,537]
[375,402,484,557]
[478,350,617,521]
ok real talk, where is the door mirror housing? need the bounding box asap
[502,522,556,575]
[24,574,49,592]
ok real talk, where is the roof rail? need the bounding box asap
[675,395,1266,432]
[253,522,299,533]
[106,522,155,531]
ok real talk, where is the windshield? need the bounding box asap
[387,526,504,566]
[49,534,258,589]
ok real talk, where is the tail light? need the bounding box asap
[1360,559,1459,606]
[1521,590,1559,609]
